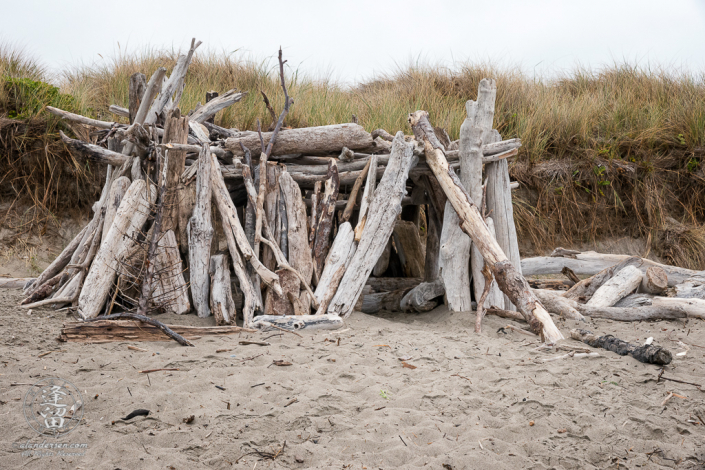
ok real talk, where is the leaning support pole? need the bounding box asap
[188,144,214,318]
[409,110,563,343]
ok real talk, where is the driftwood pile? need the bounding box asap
[15,40,705,349]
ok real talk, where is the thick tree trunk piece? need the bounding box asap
[189,90,246,123]
[640,266,668,295]
[162,108,190,238]
[102,176,131,245]
[570,329,672,365]
[251,314,344,331]
[462,80,497,311]
[78,180,156,319]
[328,133,417,318]
[439,200,471,311]
[485,142,522,311]
[483,217,506,308]
[209,254,235,325]
[563,256,642,302]
[393,220,425,278]
[652,297,705,319]
[128,72,147,124]
[312,161,340,283]
[188,145,214,318]
[585,265,643,308]
[400,280,445,313]
[280,171,314,310]
[314,222,356,305]
[58,320,255,343]
[152,230,190,315]
[225,124,374,158]
[521,251,695,287]
[409,110,563,343]
[262,163,283,274]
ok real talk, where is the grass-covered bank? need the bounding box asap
[2,44,705,267]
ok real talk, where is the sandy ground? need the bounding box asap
[0,288,704,469]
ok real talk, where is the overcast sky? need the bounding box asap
[4,0,705,83]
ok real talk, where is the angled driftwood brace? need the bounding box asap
[328,133,417,318]
[409,110,563,343]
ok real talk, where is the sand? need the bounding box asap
[1,288,704,469]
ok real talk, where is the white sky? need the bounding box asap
[3,0,705,84]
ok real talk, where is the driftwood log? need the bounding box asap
[58,320,255,343]
[570,329,672,365]
[409,110,563,343]
[251,314,344,331]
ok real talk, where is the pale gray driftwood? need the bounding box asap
[521,251,696,286]
[400,280,445,313]
[153,230,190,315]
[209,254,235,325]
[78,179,156,319]
[226,124,374,157]
[188,144,214,318]
[409,110,563,343]
[252,314,344,331]
[190,90,246,123]
[102,176,131,245]
[328,133,417,318]
[585,265,643,308]
[639,266,668,295]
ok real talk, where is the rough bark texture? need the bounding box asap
[570,329,672,365]
[279,171,314,310]
[162,108,190,238]
[78,180,156,319]
[188,144,214,318]
[153,230,190,315]
[312,160,340,282]
[59,320,253,343]
[251,314,344,331]
[102,177,131,245]
[225,124,374,157]
[328,133,417,318]
[128,72,147,124]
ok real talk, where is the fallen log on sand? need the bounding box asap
[522,250,697,286]
[251,314,344,331]
[570,329,672,365]
[58,320,255,343]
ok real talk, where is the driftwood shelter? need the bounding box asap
[16,40,705,354]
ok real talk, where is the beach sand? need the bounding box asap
[1,287,704,469]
